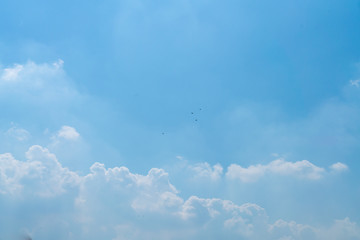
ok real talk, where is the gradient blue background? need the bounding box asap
[1,0,360,238]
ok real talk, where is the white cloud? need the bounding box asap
[0,152,33,195]
[316,218,360,240]
[350,79,360,87]
[189,162,223,181]
[57,126,80,140]
[0,147,357,240]
[49,126,81,150]
[0,60,79,105]
[226,158,332,182]
[226,163,266,182]
[53,59,64,69]
[0,145,79,197]
[267,159,325,179]
[5,126,31,141]
[330,162,349,172]
[80,162,182,214]
[0,64,23,82]
[269,219,315,239]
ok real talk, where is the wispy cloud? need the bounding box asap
[350,79,360,87]
[5,125,30,141]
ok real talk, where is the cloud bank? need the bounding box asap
[0,146,357,240]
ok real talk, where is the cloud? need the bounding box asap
[225,158,344,182]
[189,162,223,181]
[272,221,313,240]
[0,60,79,106]
[0,60,63,86]
[226,163,266,182]
[0,145,79,197]
[314,218,360,240]
[79,162,182,214]
[266,159,325,179]
[5,126,31,141]
[178,196,269,239]
[350,79,360,87]
[0,60,91,167]
[177,158,338,186]
[57,126,80,140]
[218,84,360,178]
[0,147,358,240]
[330,162,349,172]
[0,64,23,82]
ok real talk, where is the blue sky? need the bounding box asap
[1,0,360,239]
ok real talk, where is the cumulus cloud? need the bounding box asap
[177,197,269,239]
[0,145,79,197]
[81,162,182,213]
[74,161,358,240]
[0,147,357,240]
[225,158,346,182]
[57,126,80,140]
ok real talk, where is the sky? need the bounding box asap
[1,0,360,239]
